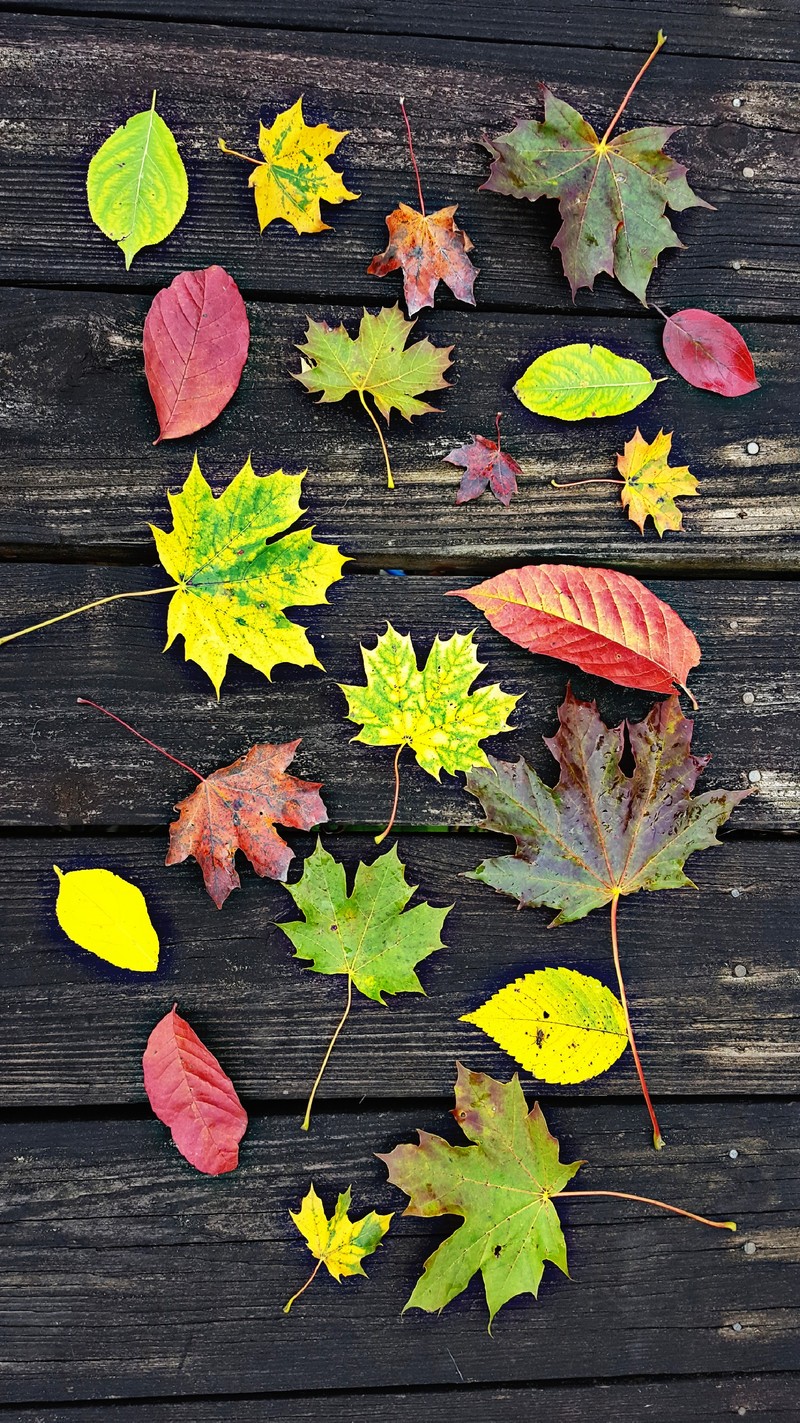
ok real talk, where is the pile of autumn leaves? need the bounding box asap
[25,36,763,1322]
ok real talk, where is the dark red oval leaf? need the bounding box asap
[661,308,759,397]
[143,265,250,442]
[143,1005,247,1174]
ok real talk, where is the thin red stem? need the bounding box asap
[610,894,664,1150]
[375,744,403,845]
[77,698,204,782]
[600,30,667,145]
[551,477,625,489]
[650,303,671,323]
[494,412,502,449]
[283,1255,324,1313]
[399,98,425,216]
[554,1190,735,1231]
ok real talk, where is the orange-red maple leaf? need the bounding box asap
[368,202,478,315]
[167,739,327,908]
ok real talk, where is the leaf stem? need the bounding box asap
[375,744,404,845]
[283,1256,323,1313]
[357,389,395,489]
[650,303,671,323]
[554,1190,736,1231]
[399,98,425,216]
[610,893,664,1150]
[494,411,502,449]
[0,585,179,650]
[77,698,204,782]
[302,974,354,1132]
[551,477,625,489]
[217,138,261,166]
[600,30,667,146]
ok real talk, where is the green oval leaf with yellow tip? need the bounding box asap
[53,865,159,972]
[514,343,659,420]
[461,966,627,1084]
[87,93,188,268]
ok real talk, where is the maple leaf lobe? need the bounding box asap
[167,739,327,908]
[368,201,478,314]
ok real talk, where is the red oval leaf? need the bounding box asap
[143,1005,247,1174]
[450,563,700,700]
[143,265,250,441]
[661,308,759,397]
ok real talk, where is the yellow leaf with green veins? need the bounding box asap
[284,1184,392,1313]
[515,343,659,420]
[219,96,358,235]
[87,93,188,268]
[618,428,697,535]
[151,454,347,695]
[340,623,520,781]
[53,865,159,972]
[462,966,628,1083]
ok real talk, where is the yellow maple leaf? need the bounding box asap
[284,1184,392,1313]
[219,97,358,234]
[617,428,698,536]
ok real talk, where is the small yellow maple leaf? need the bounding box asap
[617,428,698,536]
[219,96,358,234]
[284,1184,392,1313]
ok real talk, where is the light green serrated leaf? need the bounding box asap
[151,454,347,694]
[515,343,659,420]
[87,93,188,268]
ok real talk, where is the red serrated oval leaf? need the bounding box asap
[143,1005,247,1174]
[450,563,701,700]
[661,308,759,397]
[143,265,250,442]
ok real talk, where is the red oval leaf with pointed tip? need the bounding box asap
[143,1005,247,1174]
[661,308,759,397]
[143,265,250,442]
[450,563,700,700]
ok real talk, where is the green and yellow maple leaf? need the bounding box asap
[339,624,520,841]
[617,428,698,535]
[482,33,712,304]
[219,96,358,234]
[151,454,347,694]
[295,304,452,488]
[279,838,450,1129]
[284,1184,392,1313]
[381,1064,735,1327]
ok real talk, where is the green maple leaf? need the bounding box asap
[294,304,452,488]
[482,33,712,304]
[339,624,520,842]
[151,454,348,694]
[279,839,451,1129]
[380,1064,581,1325]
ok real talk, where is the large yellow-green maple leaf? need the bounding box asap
[151,455,347,694]
[219,96,358,234]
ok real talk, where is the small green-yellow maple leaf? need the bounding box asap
[339,623,520,840]
[284,1184,392,1314]
[151,454,347,694]
[279,838,450,1129]
[617,428,698,535]
[295,304,452,488]
[219,96,358,234]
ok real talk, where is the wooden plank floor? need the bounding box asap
[0,2,798,1418]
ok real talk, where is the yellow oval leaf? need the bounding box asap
[53,865,159,972]
[461,965,627,1084]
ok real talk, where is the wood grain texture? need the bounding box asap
[1,291,793,573]
[13,1373,800,1423]
[0,570,793,831]
[1,834,797,1106]
[2,1,796,61]
[0,15,797,313]
[1,1101,797,1402]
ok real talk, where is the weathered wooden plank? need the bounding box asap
[11,1372,799,1422]
[0,16,797,312]
[3,1,795,63]
[0,571,794,831]
[1,291,793,573]
[1,833,797,1106]
[0,1102,797,1402]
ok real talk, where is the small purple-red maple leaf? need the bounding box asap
[445,419,522,507]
